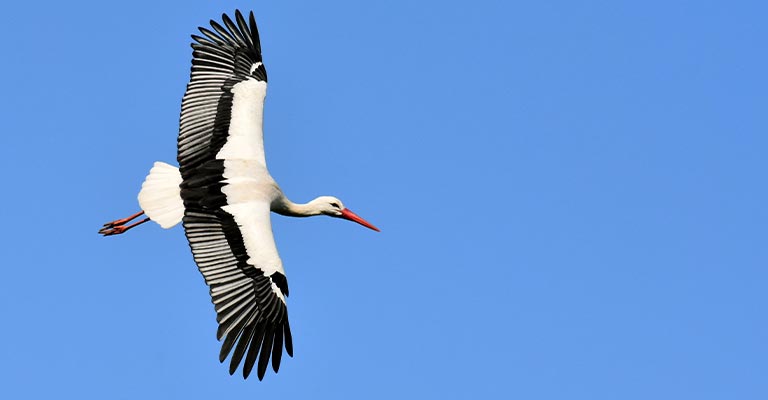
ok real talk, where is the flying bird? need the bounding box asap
[99,10,379,380]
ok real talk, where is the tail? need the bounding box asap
[138,162,184,229]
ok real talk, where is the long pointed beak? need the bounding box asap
[340,208,380,232]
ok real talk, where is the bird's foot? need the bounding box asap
[99,211,149,236]
[99,218,150,236]
[99,225,130,236]
[101,211,145,229]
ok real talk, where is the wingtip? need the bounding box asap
[221,12,234,26]
[249,11,257,29]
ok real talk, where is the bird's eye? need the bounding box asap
[330,202,340,209]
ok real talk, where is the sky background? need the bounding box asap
[1,1,766,398]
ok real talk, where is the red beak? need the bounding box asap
[340,208,380,232]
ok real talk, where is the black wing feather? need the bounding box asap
[235,10,254,49]
[271,326,284,372]
[257,325,276,380]
[243,321,268,379]
[221,13,247,48]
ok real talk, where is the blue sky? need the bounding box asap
[1,1,766,398]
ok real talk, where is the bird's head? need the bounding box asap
[311,196,380,232]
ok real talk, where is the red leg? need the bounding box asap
[101,211,145,228]
[100,217,150,236]
[99,211,149,236]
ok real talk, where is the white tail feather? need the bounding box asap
[138,162,184,229]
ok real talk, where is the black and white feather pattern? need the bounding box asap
[178,10,267,173]
[176,10,292,380]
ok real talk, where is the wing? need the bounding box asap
[182,203,292,380]
[178,9,269,175]
[176,11,292,380]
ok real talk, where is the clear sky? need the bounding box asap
[1,1,766,398]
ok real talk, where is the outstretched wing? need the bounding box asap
[178,9,269,174]
[176,10,292,380]
[182,203,292,380]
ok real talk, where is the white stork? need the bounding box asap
[99,10,379,380]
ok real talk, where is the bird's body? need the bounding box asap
[100,10,378,381]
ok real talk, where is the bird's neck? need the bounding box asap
[273,198,321,217]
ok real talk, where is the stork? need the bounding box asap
[99,10,379,380]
